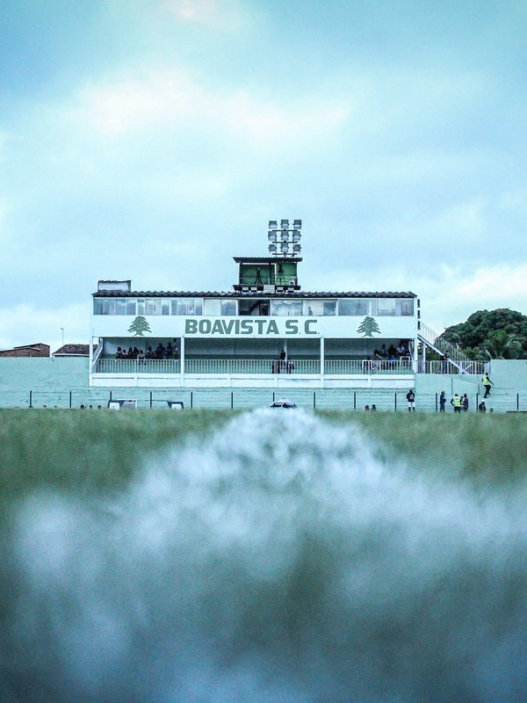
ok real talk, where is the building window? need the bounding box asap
[203,299,237,316]
[221,300,237,316]
[271,300,303,316]
[373,298,396,316]
[338,299,370,316]
[303,300,336,316]
[103,299,115,315]
[172,298,203,315]
[115,299,127,315]
[398,299,414,316]
[144,299,160,315]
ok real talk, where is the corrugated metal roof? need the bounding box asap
[52,344,94,356]
[233,257,303,263]
[93,290,417,299]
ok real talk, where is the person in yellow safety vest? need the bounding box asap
[482,372,494,398]
[450,393,462,413]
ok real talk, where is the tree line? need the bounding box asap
[439,309,527,360]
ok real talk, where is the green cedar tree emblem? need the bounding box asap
[357,316,381,337]
[128,316,151,337]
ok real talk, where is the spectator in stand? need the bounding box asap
[137,349,146,364]
[116,347,123,359]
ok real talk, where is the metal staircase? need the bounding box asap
[418,322,479,374]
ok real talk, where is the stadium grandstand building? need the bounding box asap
[89,220,425,390]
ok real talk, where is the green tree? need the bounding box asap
[440,309,527,359]
[483,329,522,359]
[128,316,151,337]
[357,316,381,337]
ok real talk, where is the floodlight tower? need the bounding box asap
[267,219,302,256]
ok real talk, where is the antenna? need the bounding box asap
[268,219,302,256]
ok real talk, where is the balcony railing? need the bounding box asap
[95,357,484,376]
[95,358,417,375]
[418,359,485,375]
[324,359,414,375]
[97,359,181,374]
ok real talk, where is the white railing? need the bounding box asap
[96,357,418,376]
[90,341,104,374]
[184,359,320,374]
[97,359,181,374]
[419,322,473,368]
[96,357,483,376]
[418,360,485,375]
[325,359,414,375]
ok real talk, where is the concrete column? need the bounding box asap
[180,336,185,383]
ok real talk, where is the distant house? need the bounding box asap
[52,344,96,357]
[0,343,50,358]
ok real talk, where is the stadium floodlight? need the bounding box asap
[267,218,303,255]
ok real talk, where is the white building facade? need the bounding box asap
[90,251,419,390]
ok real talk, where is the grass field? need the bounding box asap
[1,408,526,500]
[1,408,527,702]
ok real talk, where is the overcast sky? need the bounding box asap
[1,0,527,351]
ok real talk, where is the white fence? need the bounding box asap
[95,357,484,376]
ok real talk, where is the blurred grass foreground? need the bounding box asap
[1,408,527,702]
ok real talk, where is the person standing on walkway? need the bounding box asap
[462,394,469,412]
[482,372,494,398]
[406,389,416,412]
[439,391,446,412]
[451,394,462,413]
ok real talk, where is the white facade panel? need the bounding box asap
[91,314,417,340]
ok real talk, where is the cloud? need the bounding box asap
[310,261,527,335]
[69,67,350,150]
[161,0,245,28]
[410,263,527,332]
[0,303,89,352]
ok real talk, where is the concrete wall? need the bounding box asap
[488,360,527,390]
[0,358,90,408]
[1,356,527,411]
